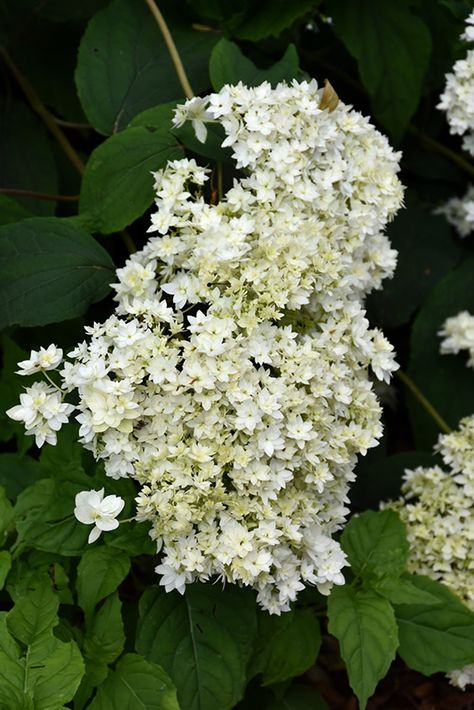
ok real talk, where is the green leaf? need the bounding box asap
[267,684,328,710]
[374,573,442,606]
[0,551,11,590]
[209,39,300,91]
[395,575,474,675]
[330,1,432,141]
[136,583,257,710]
[79,126,182,233]
[83,592,125,666]
[0,98,58,216]
[0,194,31,226]
[76,0,217,134]
[76,547,130,623]
[14,478,90,556]
[0,485,13,544]
[0,454,46,499]
[105,519,155,556]
[408,258,474,448]
[0,579,84,709]
[89,653,179,710]
[341,510,409,580]
[327,586,398,709]
[367,208,462,328]
[0,217,114,329]
[233,0,321,40]
[250,608,321,685]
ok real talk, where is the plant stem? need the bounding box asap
[0,48,86,176]
[396,370,452,434]
[0,187,79,202]
[408,126,474,178]
[143,0,194,99]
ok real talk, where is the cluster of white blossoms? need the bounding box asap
[388,417,474,689]
[438,10,474,157]
[439,310,474,369]
[7,80,403,612]
[435,184,474,237]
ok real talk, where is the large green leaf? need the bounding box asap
[83,592,125,666]
[341,510,409,581]
[89,654,179,710]
[0,454,46,499]
[0,195,31,226]
[210,39,300,91]
[14,478,90,557]
[136,583,257,710]
[76,547,130,623]
[79,126,182,233]
[76,0,217,134]
[367,208,462,328]
[0,579,84,709]
[233,0,321,40]
[408,258,474,447]
[249,608,321,685]
[330,1,432,141]
[395,575,474,674]
[0,217,114,329]
[0,551,11,590]
[327,586,398,709]
[0,98,58,216]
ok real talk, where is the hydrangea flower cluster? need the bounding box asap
[439,310,474,369]
[438,10,474,157]
[7,80,403,612]
[388,417,474,689]
[435,184,474,237]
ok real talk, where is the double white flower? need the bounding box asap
[74,489,125,543]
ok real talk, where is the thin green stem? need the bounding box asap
[217,162,223,202]
[408,126,474,178]
[0,187,79,202]
[143,0,194,99]
[396,370,452,434]
[0,48,86,176]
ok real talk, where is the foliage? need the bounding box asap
[0,0,474,708]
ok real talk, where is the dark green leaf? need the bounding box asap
[136,583,257,710]
[330,1,432,141]
[0,486,13,544]
[0,217,114,329]
[395,574,474,674]
[209,39,300,91]
[233,0,321,40]
[408,258,474,447]
[79,126,182,233]
[250,608,321,685]
[341,510,409,580]
[77,547,130,622]
[89,653,179,710]
[2,579,84,709]
[0,454,45,501]
[267,684,328,710]
[367,209,462,328]
[0,551,11,590]
[0,98,58,215]
[328,586,398,709]
[374,573,442,606]
[83,592,125,666]
[76,0,217,134]
[0,195,31,226]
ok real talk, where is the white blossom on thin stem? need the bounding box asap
[16,344,63,375]
[74,489,125,543]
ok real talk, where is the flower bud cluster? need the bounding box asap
[7,80,403,611]
[439,310,474,369]
[438,11,474,156]
[388,416,474,688]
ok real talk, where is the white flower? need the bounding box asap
[173,96,212,143]
[6,381,74,447]
[439,311,474,369]
[436,185,474,238]
[74,488,125,543]
[17,344,63,375]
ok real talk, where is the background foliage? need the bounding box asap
[0,0,474,707]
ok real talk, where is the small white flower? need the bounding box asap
[74,488,125,543]
[17,344,63,375]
